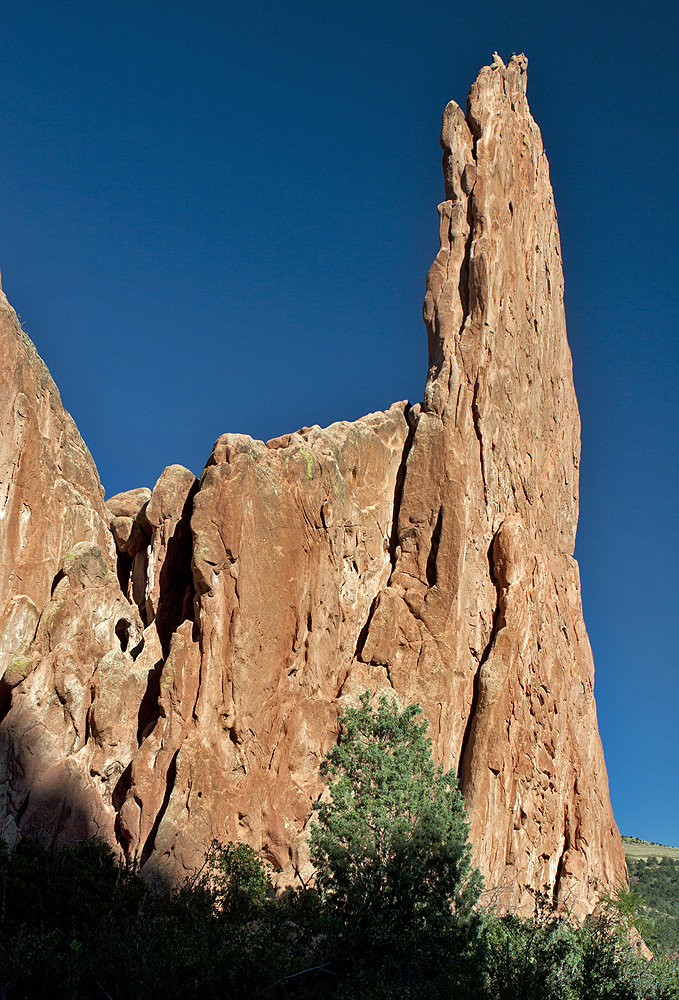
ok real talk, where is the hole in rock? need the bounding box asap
[115,551,132,596]
[136,660,162,745]
[115,619,130,652]
[130,635,145,661]
[112,762,133,813]
[50,570,65,597]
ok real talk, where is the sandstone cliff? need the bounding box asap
[0,54,626,914]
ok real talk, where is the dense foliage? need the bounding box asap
[627,856,679,957]
[0,695,677,998]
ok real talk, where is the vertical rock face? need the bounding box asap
[0,55,625,913]
[115,408,410,875]
[0,287,114,612]
[352,54,625,911]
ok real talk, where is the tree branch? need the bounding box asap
[260,964,337,995]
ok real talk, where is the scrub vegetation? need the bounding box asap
[1,696,677,999]
[626,855,679,958]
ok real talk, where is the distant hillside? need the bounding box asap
[622,836,679,861]
[623,838,679,956]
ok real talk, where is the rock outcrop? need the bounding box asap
[0,55,626,914]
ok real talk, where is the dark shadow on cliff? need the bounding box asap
[0,766,175,905]
[387,403,417,571]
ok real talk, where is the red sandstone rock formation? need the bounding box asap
[0,55,626,913]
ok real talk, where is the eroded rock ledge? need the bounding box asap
[0,54,625,915]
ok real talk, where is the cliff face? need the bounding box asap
[0,55,625,914]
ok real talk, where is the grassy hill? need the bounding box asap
[622,837,679,956]
[622,835,679,862]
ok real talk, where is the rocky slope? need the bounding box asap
[0,54,626,914]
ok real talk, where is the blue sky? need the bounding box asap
[1,1,677,846]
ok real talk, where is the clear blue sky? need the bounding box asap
[1,1,677,847]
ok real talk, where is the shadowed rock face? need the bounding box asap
[0,55,625,913]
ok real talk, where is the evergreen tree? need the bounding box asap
[310,692,483,995]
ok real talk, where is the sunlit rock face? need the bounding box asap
[0,55,625,914]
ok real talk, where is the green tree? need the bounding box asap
[199,840,270,919]
[310,692,483,996]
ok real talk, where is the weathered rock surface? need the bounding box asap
[349,52,626,912]
[0,55,626,914]
[0,286,114,612]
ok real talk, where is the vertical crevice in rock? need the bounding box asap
[458,537,503,783]
[387,404,417,573]
[107,489,153,625]
[353,594,380,665]
[154,480,199,657]
[141,468,198,657]
[553,805,571,907]
[471,374,488,507]
[349,402,418,672]
[140,748,179,867]
[458,665,481,784]
[425,508,444,587]
[0,679,11,724]
[115,551,133,597]
[136,661,163,744]
[457,213,473,330]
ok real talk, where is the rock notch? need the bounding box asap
[0,55,625,913]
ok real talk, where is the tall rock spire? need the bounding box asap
[358,53,624,911]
